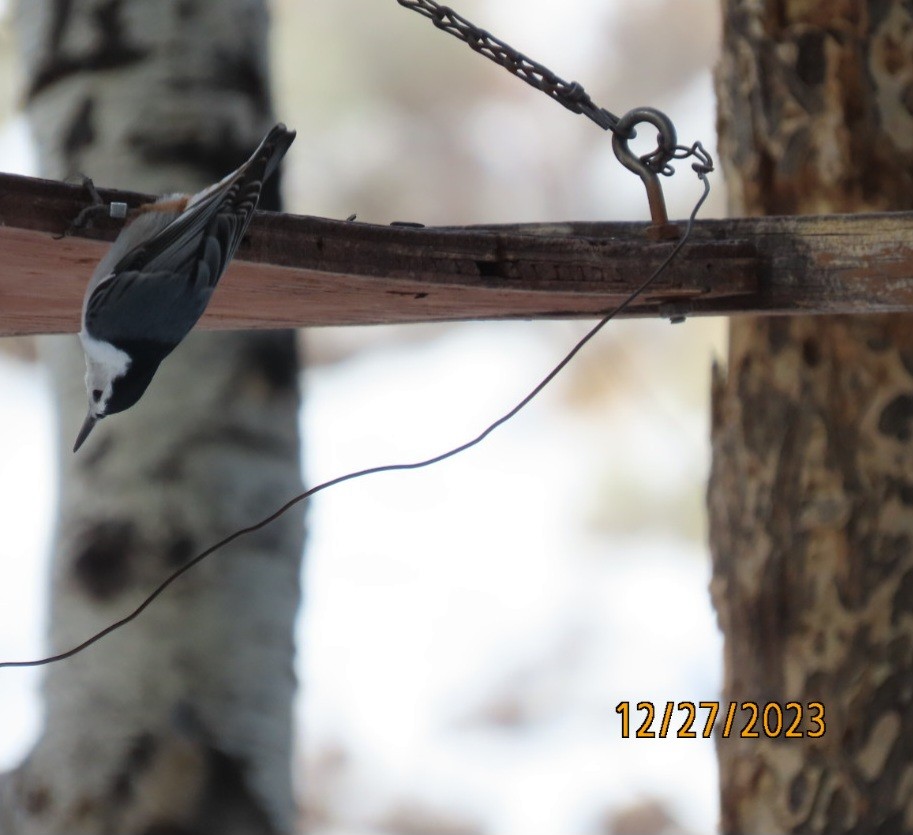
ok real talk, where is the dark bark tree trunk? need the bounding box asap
[0,2,304,833]
[710,1,913,832]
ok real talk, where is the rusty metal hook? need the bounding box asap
[612,107,678,234]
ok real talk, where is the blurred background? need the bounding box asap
[0,1,727,832]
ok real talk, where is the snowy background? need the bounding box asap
[0,1,726,833]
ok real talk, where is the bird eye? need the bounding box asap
[92,389,102,401]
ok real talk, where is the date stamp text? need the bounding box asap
[614,701,825,739]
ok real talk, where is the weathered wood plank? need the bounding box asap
[2,170,911,335]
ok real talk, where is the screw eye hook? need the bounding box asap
[612,107,677,230]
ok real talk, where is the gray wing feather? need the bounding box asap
[83,123,295,347]
[85,268,212,346]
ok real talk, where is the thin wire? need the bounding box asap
[0,167,711,670]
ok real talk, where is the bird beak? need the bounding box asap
[73,411,98,452]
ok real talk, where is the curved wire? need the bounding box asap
[0,166,712,670]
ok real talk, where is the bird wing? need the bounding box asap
[83,266,214,348]
[110,175,260,287]
[83,194,234,347]
[83,123,296,347]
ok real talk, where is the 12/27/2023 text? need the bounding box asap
[615,701,826,739]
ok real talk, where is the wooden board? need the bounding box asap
[5,171,912,335]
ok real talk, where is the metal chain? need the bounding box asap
[395,0,715,227]
[396,0,620,132]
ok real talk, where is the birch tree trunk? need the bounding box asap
[0,2,304,833]
[710,1,913,831]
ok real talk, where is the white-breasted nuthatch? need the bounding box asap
[73,123,296,452]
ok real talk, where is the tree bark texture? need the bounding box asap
[0,2,304,833]
[711,2,913,832]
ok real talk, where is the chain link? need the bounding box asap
[396,0,620,132]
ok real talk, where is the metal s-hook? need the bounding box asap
[612,107,678,235]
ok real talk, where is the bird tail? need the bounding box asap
[248,123,297,184]
[186,123,296,211]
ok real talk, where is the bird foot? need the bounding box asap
[55,176,127,240]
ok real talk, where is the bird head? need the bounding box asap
[74,332,165,451]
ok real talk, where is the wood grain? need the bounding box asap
[3,170,911,335]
